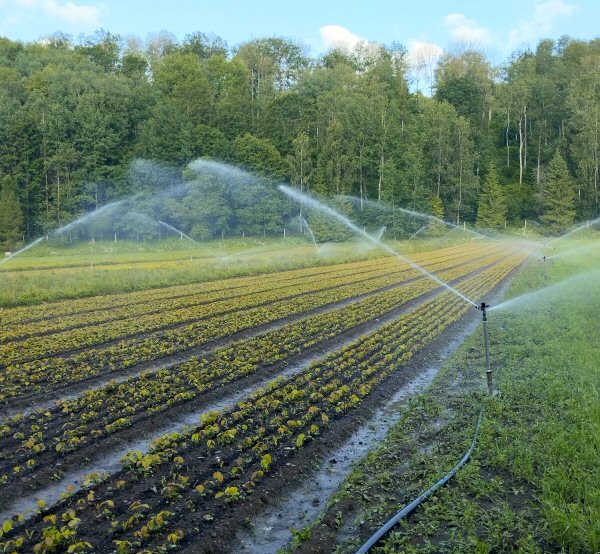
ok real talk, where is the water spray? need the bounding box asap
[550,215,600,244]
[279,186,477,307]
[0,236,48,266]
[408,225,427,241]
[299,216,319,252]
[51,199,128,237]
[157,221,201,247]
[341,195,490,241]
[478,302,494,396]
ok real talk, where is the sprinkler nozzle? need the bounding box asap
[479,302,489,321]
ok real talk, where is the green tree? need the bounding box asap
[567,52,600,216]
[540,151,576,231]
[181,32,228,60]
[288,132,312,193]
[477,164,507,229]
[0,180,24,250]
[231,133,287,179]
[307,196,353,242]
[429,195,446,235]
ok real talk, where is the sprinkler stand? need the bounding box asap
[479,302,493,395]
[543,255,547,287]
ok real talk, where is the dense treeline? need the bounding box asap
[0,30,599,247]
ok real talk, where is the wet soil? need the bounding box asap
[228,261,526,553]
[0,254,515,521]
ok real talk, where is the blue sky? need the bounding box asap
[0,0,598,62]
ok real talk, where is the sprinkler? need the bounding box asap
[478,302,494,396]
[543,255,547,287]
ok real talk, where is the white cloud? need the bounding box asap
[319,24,364,52]
[407,40,444,96]
[509,0,577,48]
[0,0,102,33]
[444,13,492,45]
[407,40,444,67]
[42,0,101,27]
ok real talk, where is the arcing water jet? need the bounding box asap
[408,225,427,241]
[0,236,47,266]
[550,215,600,244]
[279,186,477,307]
[157,221,201,246]
[299,216,319,252]
[51,199,128,237]
[341,195,489,241]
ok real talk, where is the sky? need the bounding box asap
[0,0,598,65]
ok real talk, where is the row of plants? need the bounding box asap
[0,254,526,553]
[0,243,481,330]
[0,247,514,493]
[1,262,404,364]
[0,245,488,364]
[303,250,600,554]
[0,254,411,343]
[0,246,498,403]
[0,251,376,325]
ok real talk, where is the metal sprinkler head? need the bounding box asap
[479,302,489,320]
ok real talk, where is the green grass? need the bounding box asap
[0,240,353,307]
[0,237,309,270]
[0,236,475,307]
[288,237,600,553]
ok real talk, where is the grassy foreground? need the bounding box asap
[289,239,600,553]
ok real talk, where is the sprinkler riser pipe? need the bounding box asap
[543,255,547,287]
[480,302,493,396]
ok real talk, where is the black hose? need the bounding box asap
[355,407,485,554]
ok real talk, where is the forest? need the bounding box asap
[0,30,599,248]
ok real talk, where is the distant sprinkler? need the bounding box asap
[478,302,494,396]
[543,255,547,287]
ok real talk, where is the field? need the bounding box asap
[284,238,600,554]
[0,237,533,553]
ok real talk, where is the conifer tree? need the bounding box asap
[429,196,446,235]
[540,151,576,232]
[477,164,507,229]
[0,181,24,250]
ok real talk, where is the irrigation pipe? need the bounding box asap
[355,406,485,554]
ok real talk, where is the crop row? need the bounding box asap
[1,263,404,364]
[0,256,406,343]
[0,253,525,553]
[0,244,485,348]
[0,248,515,492]
[0,244,490,363]
[0,246,501,403]
[0,243,483,330]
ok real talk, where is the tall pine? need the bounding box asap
[0,181,24,251]
[477,164,507,229]
[540,151,576,232]
[429,196,446,235]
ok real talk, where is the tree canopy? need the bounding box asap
[0,31,598,245]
